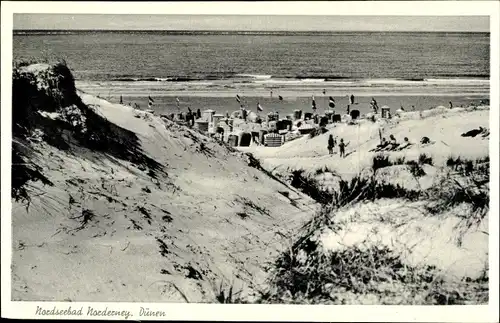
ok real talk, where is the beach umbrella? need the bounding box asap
[329,96,335,108]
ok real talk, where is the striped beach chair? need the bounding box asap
[264,133,283,147]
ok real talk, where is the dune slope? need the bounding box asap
[11,63,316,302]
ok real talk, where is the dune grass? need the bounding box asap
[258,242,488,304]
[12,62,165,202]
[258,153,489,304]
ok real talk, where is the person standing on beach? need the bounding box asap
[186,109,192,127]
[370,97,379,113]
[350,94,355,105]
[339,138,349,158]
[270,90,273,98]
[449,101,453,109]
[327,134,335,155]
[196,108,201,119]
[242,107,248,121]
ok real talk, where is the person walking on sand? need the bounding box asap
[371,97,379,113]
[186,109,192,127]
[339,138,349,158]
[327,134,335,155]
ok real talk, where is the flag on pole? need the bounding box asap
[236,94,241,103]
[329,96,335,108]
[257,102,263,112]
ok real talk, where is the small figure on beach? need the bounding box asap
[323,89,326,95]
[196,108,201,119]
[278,95,283,101]
[339,138,349,158]
[370,97,379,113]
[388,134,399,150]
[270,90,273,97]
[412,105,416,111]
[327,134,335,155]
[186,110,193,127]
[420,136,431,145]
[396,137,412,151]
[449,101,453,109]
[119,95,123,104]
[371,137,389,152]
[350,94,355,105]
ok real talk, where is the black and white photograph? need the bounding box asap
[1,1,499,321]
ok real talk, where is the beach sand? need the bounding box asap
[11,63,491,304]
[93,94,488,117]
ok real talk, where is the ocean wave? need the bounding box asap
[104,74,490,85]
[110,77,196,82]
[236,74,273,80]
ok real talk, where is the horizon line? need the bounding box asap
[13,29,490,33]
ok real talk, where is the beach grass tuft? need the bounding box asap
[372,154,393,171]
[11,62,165,202]
[259,243,488,304]
[418,153,434,165]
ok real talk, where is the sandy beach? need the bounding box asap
[83,92,489,117]
[6,9,496,317]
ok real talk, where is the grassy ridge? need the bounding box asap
[12,62,165,203]
[255,153,489,304]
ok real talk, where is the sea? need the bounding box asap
[13,30,490,115]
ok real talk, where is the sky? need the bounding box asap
[13,14,490,32]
